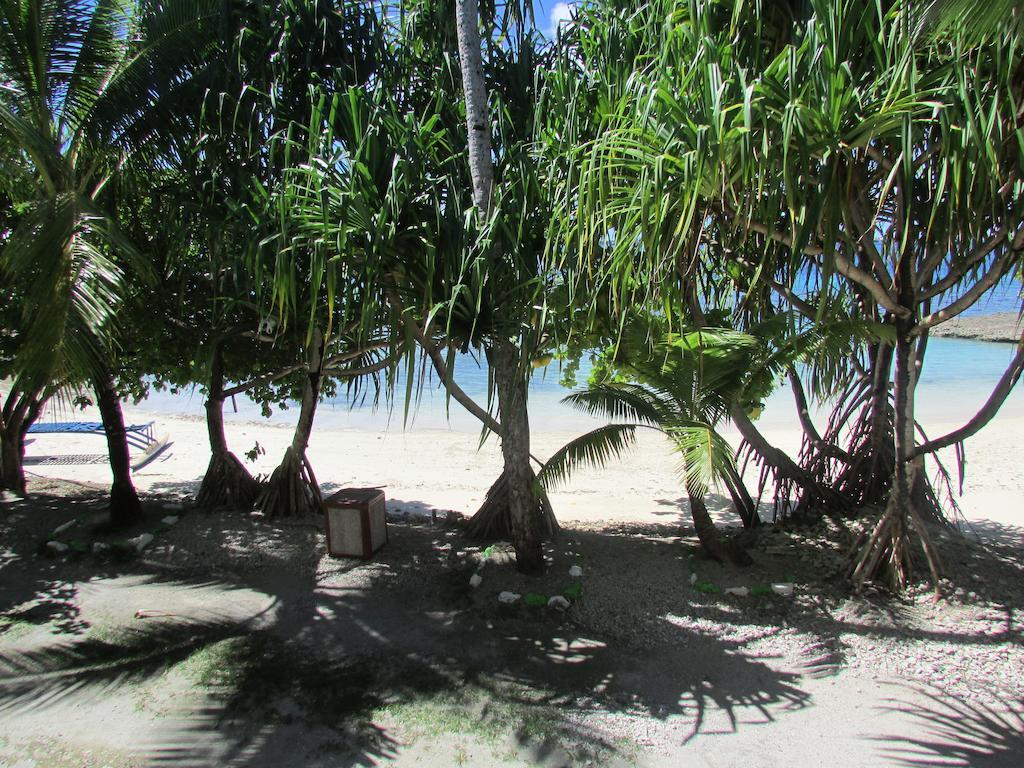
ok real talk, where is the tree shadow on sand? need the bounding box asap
[11,486,1023,766]
[875,684,1024,767]
[0,494,822,766]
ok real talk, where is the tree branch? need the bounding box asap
[221,364,305,399]
[324,354,398,378]
[788,369,853,463]
[384,287,504,436]
[727,212,909,317]
[322,342,390,370]
[915,245,1016,332]
[731,404,846,506]
[911,334,1024,458]
[847,204,893,290]
[918,228,1006,300]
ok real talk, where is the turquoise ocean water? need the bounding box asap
[132,329,1023,435]
[128,278,1022,433]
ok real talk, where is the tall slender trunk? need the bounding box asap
[455,0,494,215]
[197,340,260,510]
[94,368,142,528]
[454,0,549,571]
[489,342,544,573]
[255,329,325,517]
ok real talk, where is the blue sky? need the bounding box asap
[534,0,574,37]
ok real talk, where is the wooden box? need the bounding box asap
[324,488,388,559]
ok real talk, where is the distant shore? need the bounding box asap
[932,311,1021,343]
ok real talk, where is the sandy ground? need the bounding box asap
[1,393,1023,767]
[19,394,1024,534]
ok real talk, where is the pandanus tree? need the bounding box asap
[560,0,1024,589]
[154,0,388,516]
[112,162,296,511]
[273,0,564,568]
[0,0,218,523]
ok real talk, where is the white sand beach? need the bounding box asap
[22,367,1024,535]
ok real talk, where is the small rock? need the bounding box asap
[46,541,69,554]
[771,583,795,597]
[689,573,698,585]
[547,595,571,610]
[52,520,76,535]
[161,515,179,526]
[498,591,521,605]
[128,533,154,552]
[568,565,583,578]
[469,573,483,588]
[725,587,750,597]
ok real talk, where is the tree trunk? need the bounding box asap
[860,343,896,505]
[852,327,942,590]
[721,462,759,528]
[455,0,494,216]
[94,369,142,529]
[732,405,846,513]
[0,427,25,496]
[687,483,725,560]
[454,0,549,572]
[466,467,560,541]
[197,341,261,510]
[255,329,325,518]
[488,341,545,574]
[1,383,45,496]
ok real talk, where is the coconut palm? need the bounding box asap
[916,0,1024,41]
[539,327,756,562]
[0,0,222,521]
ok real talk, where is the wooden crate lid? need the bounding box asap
[325,487,385,507]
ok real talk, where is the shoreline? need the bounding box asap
[22,398,1024,535]
[14,333,1024,533]
[931,311,1021,343]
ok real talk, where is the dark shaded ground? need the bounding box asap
[1,477,1023,767]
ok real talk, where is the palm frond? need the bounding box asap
[561,382,669,425]
[915,0,1024,43]
[664,422,736,497]
[537,423,641,490]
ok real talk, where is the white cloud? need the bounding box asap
[546,2,573,38]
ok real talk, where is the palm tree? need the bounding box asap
[539,327,757,562]
[0,0,209,524]
[450,0,549,572]
[916,0,1023,41]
